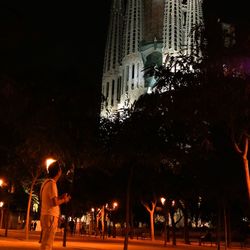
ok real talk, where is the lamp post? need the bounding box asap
[0,201,4,229]
[112,202,118,238]
[0,179,4,230]
[62,161,75,247]
[170,199,177,246]
[0,178,11,237]
[161,197,167,246]
[89,208,95,234]
[0,178,9,236]
[105,201,118,238]
[0,179,4,233]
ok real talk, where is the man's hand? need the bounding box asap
[62,193,71,203]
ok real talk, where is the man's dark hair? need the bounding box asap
[48,161,61,178]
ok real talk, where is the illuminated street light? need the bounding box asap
[113,202,118,209]
[161,197,166,206]
[0,179,6,188]
[45,158,56,172]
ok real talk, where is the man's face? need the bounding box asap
[54,167,62,181]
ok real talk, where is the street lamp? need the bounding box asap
[45,158,56,172]
[110,201,118,238]
[113,202,119,238]
[161,197,166,206]
[89,208,95,235]
[0,178,7,189]
[0,178,10,237]
[113,202,118,209]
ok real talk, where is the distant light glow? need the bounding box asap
[242,217,248,222]
[161,197,166,205]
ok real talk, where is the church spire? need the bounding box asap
[103,0,124,74]
[123,0,143,57]
[101,0,124,117]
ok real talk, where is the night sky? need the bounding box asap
[0,2,112,101]
[211,0,249,23]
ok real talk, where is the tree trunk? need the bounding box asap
[223,204,231,248]
[223,204,228,250]
[183,206,190,244]
[170,210,176,246]
[166,213,170,242]
[235,137,250,200]
[63,163,75,246]
[227,209,231,248]
[25,177,37,240]
[150,210,155,241]
[163,210,167,246]
[142,200,156,241]
[63,214,68,247]
[217,204,221,250]
[4,204,10,237]
[130,208,134,239]
[101,205,105,240]
[123,166,133,250]
[243,156,250,200]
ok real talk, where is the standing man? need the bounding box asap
[40,161,71,250]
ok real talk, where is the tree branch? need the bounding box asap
[243,137,248,159]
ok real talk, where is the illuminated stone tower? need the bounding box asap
[184,0,203,56]
[101,0,203,118]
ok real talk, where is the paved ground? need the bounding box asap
[0,229,248,250]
